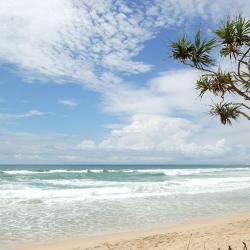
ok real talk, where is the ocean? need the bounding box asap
[1,164,250,249]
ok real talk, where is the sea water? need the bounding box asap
[1,164,250,249]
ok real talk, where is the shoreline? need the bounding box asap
[14,211,250,250]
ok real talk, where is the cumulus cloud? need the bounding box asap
[99,115,195,151]
[0,122,248,164]
[77,114,231,160]
[73,67,250,163]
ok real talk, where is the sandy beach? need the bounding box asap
[14,212,250,250]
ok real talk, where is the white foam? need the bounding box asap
[3,170,37,175]
[2,175,250,202]
[39,179,116,187]
[2,167,250,204]
[3,169,89,174]
[134,168,250,176]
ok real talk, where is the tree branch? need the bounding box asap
[185,59,250,100]
[229,83,250,101]
[182,61,215,74]
[230,102,250,110]
[239,111,250,121]
[237,47,250,83]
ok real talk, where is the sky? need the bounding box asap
[0,0,250,164]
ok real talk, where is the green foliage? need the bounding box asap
[170,15,250,125]
[192,30,216,67]
[171,31,216,68]
[196,76,209,97]
[172,36,193,61]
[215,15,250,57]
[241,72,250,90]
[196,72,233,98]
[210,103,241,125]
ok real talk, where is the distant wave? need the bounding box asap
[3,169,88,174]
[3,167,250,176]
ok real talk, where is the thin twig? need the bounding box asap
[243,242,248,250]
[187,233,192,250]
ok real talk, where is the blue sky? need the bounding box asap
[0,0,249,164]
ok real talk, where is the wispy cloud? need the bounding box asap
[58,99,78,107]
[0,110,45,121]
[1,0,248,89]
[0,0,155,87]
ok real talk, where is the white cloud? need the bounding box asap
[1,0,248,89]
[0,119,248,164]
[99,115,194,151]
[0,0,249,163]
[179,139,228,157]
[102,69,205,116]
[88,114,230,160]
[0,129,78,163]
[0,0,156,87]
[14,153,41,160]
[21,110,44,117]
[73,66,249,163]
[0,109,45,121]
[0,69,248,163]
[77,139,96,150]
[57,155,78,161]
[59,99,78,107]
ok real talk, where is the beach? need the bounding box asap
[15,212,250,250]
[1,165,250,249]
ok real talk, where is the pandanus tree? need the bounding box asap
[171,15,250,125]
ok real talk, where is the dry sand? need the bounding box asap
[15,212,250,250]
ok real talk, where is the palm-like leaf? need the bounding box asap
[211,71,233,95]
[171,36,193,62]
[196,72,233,97]
[210,103,241,125]
[171,31,216,67]
[241,72,250,90]
[196,76,209,97]
[215,19,235,44]
[191,30,216,67]
[234,15,250,44]
[215,15,250,57]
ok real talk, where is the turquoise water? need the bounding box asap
[1,165,250,249]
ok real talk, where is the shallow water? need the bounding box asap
[1,165,250,249]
